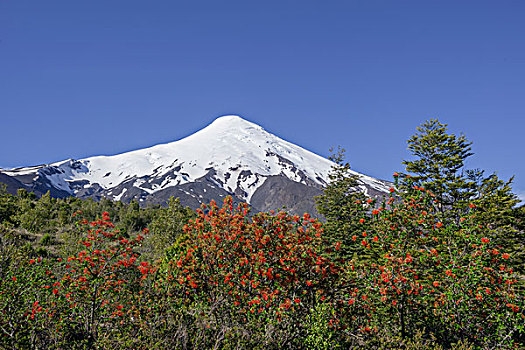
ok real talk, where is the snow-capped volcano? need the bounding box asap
[1,115,391,214]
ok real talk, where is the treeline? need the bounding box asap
[0,188,194,262]
[0,119,524,349]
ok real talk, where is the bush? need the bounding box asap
[336,177,524,348]
[39,233,52,246]
[1,194,522,349]
[162,197,340,348]
[19,211,155,348]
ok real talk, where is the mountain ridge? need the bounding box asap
[0,115,392,214]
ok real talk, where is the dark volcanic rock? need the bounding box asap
[0,173,32,195]
[250,175,323,216]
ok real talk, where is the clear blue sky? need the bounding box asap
[1,1,524,201]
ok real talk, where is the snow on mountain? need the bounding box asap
[1,115,391,212]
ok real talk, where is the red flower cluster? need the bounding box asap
[168,197,337,317]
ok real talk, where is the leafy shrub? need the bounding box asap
[1,193,522,349]
[337,177,524,348]
[18,211,155,348]
[162,197,340,348]
[39,233,52,246]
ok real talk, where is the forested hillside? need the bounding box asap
[1,120,523,349]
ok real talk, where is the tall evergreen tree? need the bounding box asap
[401,118,476,211]
[315,147,368,260]
[469,171,523,276]
[467,170,520,226]
[402,118,523,279]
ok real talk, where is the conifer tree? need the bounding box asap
[316,147,368,260]
[401,119,520,219]
[469,172,523,276]
[402,118,523,278]
[401,118,476,211]
[467,170,520,226]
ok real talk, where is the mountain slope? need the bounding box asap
[0,115,391,214]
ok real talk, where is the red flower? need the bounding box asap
[481,238,490,244]
[469,203,476,208]
[359,218,365,224]
[372,209,379,215]
[502,253,510,259]
[433,281,440,287]
[435,222,443,228]
[389,187,395,193]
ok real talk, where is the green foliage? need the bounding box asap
[118,199,145,235]
[161,197,339,348]
[364,328,476,349]
[34,247,48,257]
[0,187,181,260]
[0,254,57,348]
[148,197,194,260]
[401,118,523,281]
[14,191,56,233]
[5,212,156,348]
[304,301,342,349]
[511,205,525,277]
[402,118,475,209]
[0,185,16,224]
[39,233,52,246]
[0,119,524,349]
[0,193,523,349]
[341,183,523,348]
[316,147,369,261]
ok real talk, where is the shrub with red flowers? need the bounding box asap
[162,197,340,348]
[342,179,524,348]
[22,211,156,348]
[0,255,56,349]
[2,191,523,349]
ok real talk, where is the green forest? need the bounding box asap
[1,119,524,349]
